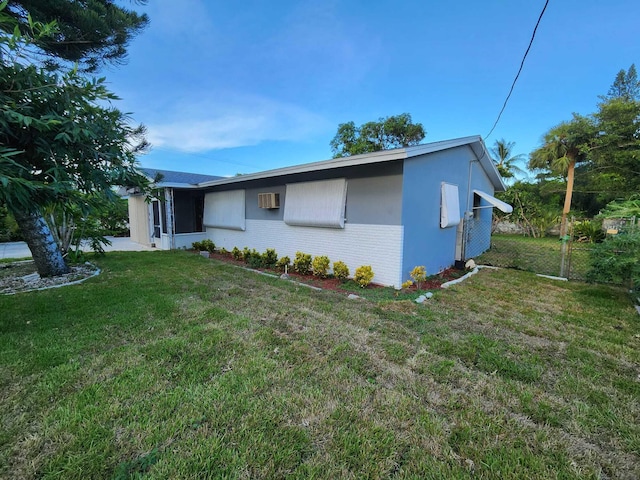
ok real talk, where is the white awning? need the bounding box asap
[473,190,513,213]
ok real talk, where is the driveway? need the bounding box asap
[0,237,154,260]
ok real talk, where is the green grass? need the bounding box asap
[477,234,594,280]
[1,250,639,479]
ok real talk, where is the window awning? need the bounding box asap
[473,190,513,213]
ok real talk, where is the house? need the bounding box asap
[129,136,512,286]
[127,168,222,250]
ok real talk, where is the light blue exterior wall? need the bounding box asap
[400,145,495,282]
[464,165,496,259]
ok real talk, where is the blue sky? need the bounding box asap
[106,0,639,178]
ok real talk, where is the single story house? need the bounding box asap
[129,136,512,287]
[127,168,221,250]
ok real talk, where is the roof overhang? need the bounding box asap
[197,135,507,191]
[473,189,513,213]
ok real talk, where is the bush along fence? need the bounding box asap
[471,217,638,285]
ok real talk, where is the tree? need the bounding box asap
[602,64,640,102]
[490,139,526,181]
[528,114,597,237]
[592,99,640,195]
[330,113,425,158]
[3,0,149,72]
[0,4,149,276]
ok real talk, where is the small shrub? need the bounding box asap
[354,265,374,288]
[191,240,203,251]
[219,247,228,255]
[401,280,414,290]
[332,260,350,280]
[410,265,427,289]
[247,250,263,269]
[312,255,330,278]
[262,248,278,269]
[587,230,640,291]
[231,247,243,261]
[277,256,291,272]
[293,251,312,275]
[200,239,216,252]
[244,248,260,265]
[573,220,604,243]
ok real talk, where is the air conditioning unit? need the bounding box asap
[258,192,280,209]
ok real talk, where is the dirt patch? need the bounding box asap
[0,261,100,294]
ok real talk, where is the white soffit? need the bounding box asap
[473,190,513,213]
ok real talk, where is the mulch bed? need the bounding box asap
[203,251,465,292]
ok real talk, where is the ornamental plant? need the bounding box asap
[401,280,413,290]
[293,251,312,275]
[262,248,278,269]
[354,265,374,288]
[199,239,216,252]
[410,265,427,290]
[276,256,291,272]
[231,246,243,261]
[332,260,350,280]
[244,248,260,266]
[312,255,330,278]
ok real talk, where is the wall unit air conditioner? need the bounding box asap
[258,192,280,209]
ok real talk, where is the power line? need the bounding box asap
[485,0,550,140]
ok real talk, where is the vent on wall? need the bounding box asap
[258,192,280,209]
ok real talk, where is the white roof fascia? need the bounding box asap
[473,189,513,213]
[152,182,201,189]
[197,148,408,188]
[196,135,505,191]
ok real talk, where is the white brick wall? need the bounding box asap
[206,220,404,287]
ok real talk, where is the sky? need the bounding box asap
[104,0,640,178]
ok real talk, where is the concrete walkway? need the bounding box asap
[0,237,154,260]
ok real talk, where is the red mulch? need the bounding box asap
[202,251,465,291]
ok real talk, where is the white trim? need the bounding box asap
[473,190,513,213]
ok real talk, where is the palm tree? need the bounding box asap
[490,139,526,181]
[528,115,596,237]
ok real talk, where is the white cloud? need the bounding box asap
[146,93,330,152]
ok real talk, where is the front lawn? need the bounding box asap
[1,251,639,479]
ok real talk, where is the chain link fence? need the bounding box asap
[466,216,638,283]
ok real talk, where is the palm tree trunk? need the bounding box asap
[12,209,70,277]
[559,159,576,237]
[559,158,576,278]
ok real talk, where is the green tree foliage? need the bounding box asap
[496,180,562,237]
[490,139,525,180]
[587,230,640,291]
[0,4,149,276]
[590,100,640,201]
[330,113,425,158]
[0,203,21,241]
[602,64,640,102]
[598,197,640,219]
[528,114,597,236]
[3,0,149,72]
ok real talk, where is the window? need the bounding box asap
[284,178,347,228]
[440,182,461,228]
[203,190,246,230]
